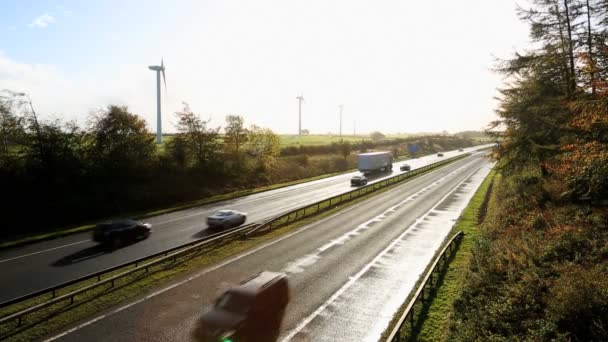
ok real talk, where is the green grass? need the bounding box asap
[278,134,373,147]
[156,134,425,150]
[0,156,463,342]
[411,169,498,341]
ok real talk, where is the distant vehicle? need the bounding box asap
[458,148,464,152]
[195,271,289,342]
[400,164,411,172]
[207,210,247,229]
[93,219,151,247]
[437,153,444,157]
[357,151,393,175]
[351,174,368,186]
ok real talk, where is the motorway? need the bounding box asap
[0,146,490,302]
[44,151,493,341]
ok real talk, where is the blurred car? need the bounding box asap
[207,210,247,229]
[458,148,464,152]
[350,175,368,186]
[194,271,289,342]
[93,219,151,247]
[400,164,411,171]
[437,153,444,157]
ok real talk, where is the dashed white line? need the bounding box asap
[42,157,472,341]
[280,162,487,341]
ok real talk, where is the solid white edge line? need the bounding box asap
[4,148,486,261]
[280,160,489,341]
[42,155,481,341]
[0,240,89,264]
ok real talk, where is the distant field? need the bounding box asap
[279,135,372,147]
[156,133,431,151]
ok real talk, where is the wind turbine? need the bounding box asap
[296,94,304,136]
[148,59,167,144]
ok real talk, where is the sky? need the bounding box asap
[0,0,531,135]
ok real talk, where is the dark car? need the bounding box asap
[194,271,289,342]
[437,153,444,157]
[93,219,151,247]
[207,210,247,230]
[400,164,411,171]
[351,175,368,186]
[458,148,464,152]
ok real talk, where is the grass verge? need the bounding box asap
[0,156,466,341]
[382,168,498,342]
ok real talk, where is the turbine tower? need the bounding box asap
[338,104,344,137]
[148,59,167,144]
[296,94,304,136]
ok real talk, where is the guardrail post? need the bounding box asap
[18,315,22,327]
[97,274,101,282]
[52,289,56,298]
[70,295,74,305]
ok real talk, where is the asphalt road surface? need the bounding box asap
[44,152,493,342]
[0,145,491,302]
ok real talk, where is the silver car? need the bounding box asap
[207,210,247,229]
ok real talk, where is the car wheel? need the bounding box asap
[240,217,246,225]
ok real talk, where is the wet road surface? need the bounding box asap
[45,153,493,341]
[0,146,490,302]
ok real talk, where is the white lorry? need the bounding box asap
[357,151,393,175]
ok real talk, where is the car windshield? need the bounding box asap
[215,291,251,314]
[214,211,233,217]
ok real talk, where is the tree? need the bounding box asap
[0,96,25,157]
[224,115,248,162]
[89,105,155,174]
[370,131,385,142]
[174,103,221,169]
[247,125,280,170]
[339,139,351,159]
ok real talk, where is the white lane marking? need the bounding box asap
[7,150,482,262]
[0,240,89,264]
[42,157,477,341]
[147,147,486,226]
[284,160,477,267]
[280,162,488,341]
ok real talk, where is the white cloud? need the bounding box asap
[28,14,56,28]
[0,51,158,130]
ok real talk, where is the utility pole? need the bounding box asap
[339,104,343,137]
[296,94,304,136]
[354,120,356,136]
